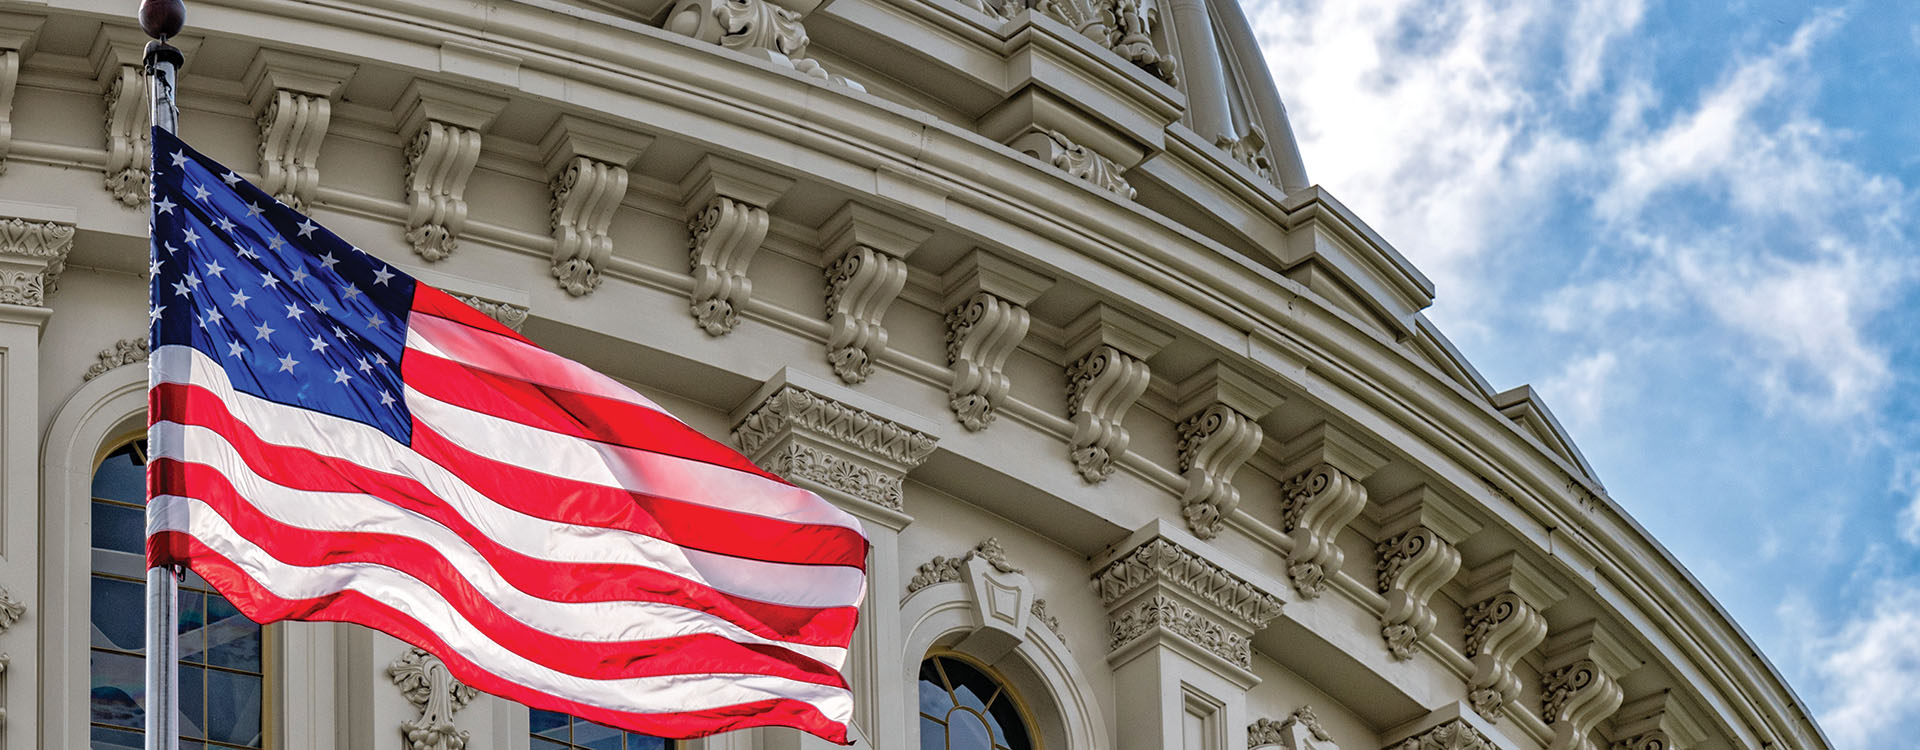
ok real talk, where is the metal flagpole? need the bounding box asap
[141,3,186,750]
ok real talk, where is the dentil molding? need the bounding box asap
[388,647,479,750]
[1062,304,1170,483]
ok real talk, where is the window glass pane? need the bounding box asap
[986,696,1030,750]
[625,733,669,750]
[205,596,262,672]
[177,663,207,741]
[530,708,571,741]
[91,576,146,652]
[526,710,671,750]
[205,669,265,747]
[946,708,994,750]
[937,659,995,714]
[92,724,145,750]
[178,589,208,665]
[91,501,147,555]
[532,739,572,750]
[91,447,146,504]
[918,660,950,715]
[919,716,947,750]
[89,650,146,728]
[571,719,623,750]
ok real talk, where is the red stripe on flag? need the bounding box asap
[410,285,537,346]
[150,532,852,743]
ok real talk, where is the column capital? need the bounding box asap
[1094,528,1283,679]
[0,204,77,310]
[731,368,938,526]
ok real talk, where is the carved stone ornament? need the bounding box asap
[1095,537,1282,669]
[388,647,480,750]
[1542,659,1624,750]
[732,384,938,510]
[451,294,528,332]
[0,217,77,307]
[1248,706,1335,749]
[909,538,1022,592]
[1027,128,1135,198]
[1065,345,1152,482]
[1176,403,1263,539]
[1217,127,1275,186]
[945,292,1030,430]
[823,245,908,383]
[1279,463,1367,599]
[1030,599,1064,639]
[548,156,628,296]
[1610,732,1671,750]
[0,586,24,633]
[103,63,153,206]
[85,336,150,381]
[1463,592,1548,722]
[687,196,771,335]
[1033,0,1177,86]
[404,121,484,261]
[1392,720,1495,750]
[664,0,863,90]
[0,48,16,175]
[1375,526,1461,660]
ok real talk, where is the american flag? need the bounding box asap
[145,127,867,743]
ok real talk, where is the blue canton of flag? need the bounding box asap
[149,127,416,443]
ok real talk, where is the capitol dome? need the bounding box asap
[0,1,1828,749]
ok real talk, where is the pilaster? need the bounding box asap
[541,116,648,296]
[244,50,357,210]
[940,250,1051,431]
[1094,523,1284,750]
[396,80,506,261]
[1276,423,1385,598]
[1062,303,1171,483]
[0,14,40,176]
[816,203,929,384]
[0,201,72,750]
[731,368,938,749]
[680,155,792,336]
[1369,486,1479,660]
[1172,362,1283,538]
[1462,553,1565,722]
[1539,622,1638,750]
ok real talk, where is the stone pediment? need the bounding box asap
[1492,385,1600,486]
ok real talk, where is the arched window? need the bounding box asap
[89,440,266,750]
[917,654,1035,750]
[529,709,670,750]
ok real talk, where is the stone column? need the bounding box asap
[0,203,74,750]
[1462,552,1565,723]
[1539,621,1638,750]
[1275,423,1385,599]
[1095,522,1285,750]
[1367,486,1479,661]
[1166,0,1232,143]
[732,368,939,749]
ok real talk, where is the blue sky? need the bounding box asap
[1245,1,1919,747]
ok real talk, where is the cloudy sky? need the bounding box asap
[1245,1,1918,746]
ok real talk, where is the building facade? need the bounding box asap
[0,1,1830,750]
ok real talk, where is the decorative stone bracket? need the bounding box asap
[398,81,504,262]
[664,0,864,90]
[731,373,938,513]
[941,250,1051,431]
[681,155,792,336]
[0,16,40,176]
[1370,487,1478,661]
[1389,718,1496,750]
[1173,363,1282,539]
[1276,423,1384,598]
[541,116,648,297]
[1462,553,1565,722]
[1095,534,1282,673]
[1249,706,1336,750]
[817,203,928,383]
[85,336,150,381]
[1032,0,1178,87]
[1013,128,1136,198]
[1540,622,1639,750]
[1062,304,1170,483]
[450,293,529,332]
[387,647,479,750]
[1609,693,1704,750]
[245,50,356,211]
[0,215,76,308]
[91,28,160,206]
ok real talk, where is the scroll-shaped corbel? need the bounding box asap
[388,647,480,750]
[1275,423,1384,598]
[1062,305,1169,483]
[541,116,648,296]
[1172,363,1281,538]
[941,250,1050,430]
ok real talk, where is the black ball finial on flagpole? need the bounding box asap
[140,0,185,40]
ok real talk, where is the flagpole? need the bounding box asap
[142,3,186,750]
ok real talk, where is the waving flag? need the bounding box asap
[144,127,868,743]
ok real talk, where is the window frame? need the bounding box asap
[916,650,1042,750]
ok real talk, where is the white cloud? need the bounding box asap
[1805,578,1920,748]
[1537,349,1620,430]
[1563,0,1646,100]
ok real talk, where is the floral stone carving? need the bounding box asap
[388,647,480,750]
[1375,526,1460,660]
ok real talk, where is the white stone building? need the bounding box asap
[0,1,1831,750]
